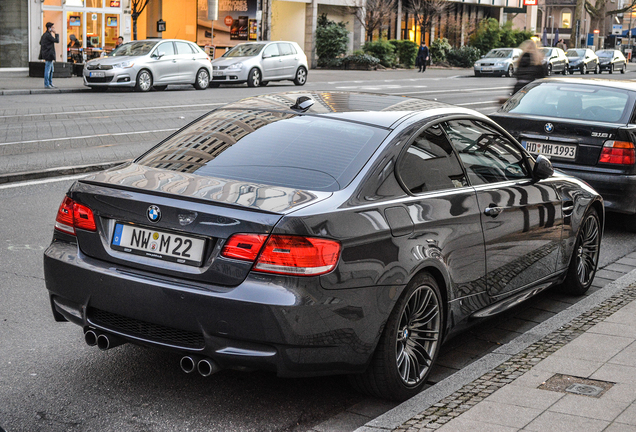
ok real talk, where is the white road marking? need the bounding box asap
[0,128,179,147]
[0,174,87,190]
[386,86,511,95]
[0,103,224,119]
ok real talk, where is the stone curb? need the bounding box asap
[0,88,90,96]
[355,268,636,432]
[0,160,130,185]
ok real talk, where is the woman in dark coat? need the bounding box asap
[513,39,545,95]
[39,22,59,89]
[416,43,429,73]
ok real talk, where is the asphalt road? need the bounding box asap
[1,69,636,432]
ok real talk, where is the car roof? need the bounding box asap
[219,91,478,128]
[533,77,636,91]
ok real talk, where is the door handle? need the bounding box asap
[172,59,177,63]
[484,205,503,217]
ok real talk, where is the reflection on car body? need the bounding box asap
[44,91,603,402]
[491,78,636,217]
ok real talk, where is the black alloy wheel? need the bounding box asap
[622,63,627,73]
[349,272,443,401]
[247,68,261,87]
[559,208,600,295]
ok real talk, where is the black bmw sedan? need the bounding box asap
[44,92,603,401]
[490,78,636,218]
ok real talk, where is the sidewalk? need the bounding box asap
[0,70,88,95]
[355,263,636,432]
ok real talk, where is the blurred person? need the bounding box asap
[513,39,545,95]
[39,22,59,89]
[115,36,124,48]
[556,38,567,51]
[416,43,429,72]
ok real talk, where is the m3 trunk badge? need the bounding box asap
[147,205,161,223]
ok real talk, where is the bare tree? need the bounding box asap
[572,0,636,46]
[131,0,151,41]
[347,0,396,41]
[408,0,452,43]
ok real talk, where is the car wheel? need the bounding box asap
[506,64,514,77]
[247,68,261,87]
[153,85,167,91]
[562,66,568,75]
[581,64,587,74]
[609,64,614,74]
[293,66,307,86]
[349,272,443,401]
[135,69,153,92]
[547,64,552,76]
[558,208,601,296]
[594,63,600,74]
[621,64,626,74]
[260,81,269,87]
[194,68,210,90]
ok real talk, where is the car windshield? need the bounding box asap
[538,48,552,56]
[596,51,613,58]
[566,49,586,57]
[500,82,631,123]
[484,49,512,58]
[109,41,157,57]
[136,109,389,191]
[223,43,266,58]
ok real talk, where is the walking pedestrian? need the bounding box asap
[513,39,545,95]
[39,22,59,89]
[416,43,429,72]
[556,38,567,51]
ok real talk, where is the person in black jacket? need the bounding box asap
[39,22,59,89]
[513,39,545,95]
[416,43,429,72]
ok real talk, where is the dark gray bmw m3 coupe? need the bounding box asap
[44,91,603,401]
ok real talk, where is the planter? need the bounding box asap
[344,62,377,71]
[29,61,73,78]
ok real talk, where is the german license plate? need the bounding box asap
[111,223,206,266]
[90,72,105,78]
[481,67,493,71]
[523,140,577,160]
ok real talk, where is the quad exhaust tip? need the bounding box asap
[84,329,126,350]
[180,356,221,377]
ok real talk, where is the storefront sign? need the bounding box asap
[224,16,234,26]
[219,0,257,41]
[109,0,120,6]
[69,16,81,27]
[107,17,118,27]
[157,19,166,32]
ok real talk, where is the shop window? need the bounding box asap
[65,0,84,6]
[107,0,121,6]
[562,11,572,28]
[66,12,83,63]
[105,14,120,51]
[86,12,103,59]
[43,0,62,6]
[86,0,103,7]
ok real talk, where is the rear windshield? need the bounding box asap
[500,82,631,123]
[136,109,389,191]
[110,41,157,57]
[596,50,613,58]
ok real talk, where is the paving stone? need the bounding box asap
[482,384,563,410]
[614,403,636,426]
[532,355,604,377]
[524,411,609,432]
[590,363,636,385]
[549,394,630,421]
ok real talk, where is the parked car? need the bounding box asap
[44,91,603,401]
[211,41,308,87]
[473,48,522,77]
[596,49,627,74]
[539,47,569,75]
[490,78,636,218]
[83,39,212,92]
[565,48,600,74]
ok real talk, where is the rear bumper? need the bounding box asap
[44,241,398,377]
[554,165,636,214]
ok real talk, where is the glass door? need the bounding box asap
[85,12,103,59]
[66,11,83,63]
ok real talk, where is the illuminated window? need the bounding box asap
[562,11,572,28]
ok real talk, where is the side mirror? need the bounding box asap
[262,53,271,59]
[153,51,165,59]
[533,155,554,181]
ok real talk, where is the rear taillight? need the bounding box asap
[221,234,341,276]
[54,196,97,235]
[599,140,635,165]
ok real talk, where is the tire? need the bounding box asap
[562,67,568,75]
[153,85,167,91]
[194,68,209,90]
[506,64,514,77]
[546,64,552,76]
[247,68,261,87]
[135,69,153,92]
[594,63,600,74]
[621,64,626,74]
[260,81,269,87]
[293,66,307,86]
[558,208,601,296]
[609,64,614,74]
[581,64,587,75]
[349,272,443,401]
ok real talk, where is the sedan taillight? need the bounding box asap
[55,196,97,235]
[599,140,635,165]
[221,234,341,276]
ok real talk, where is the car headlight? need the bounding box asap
[226,62,244,71]
[495,62,505,66]
[474,62,481,67]
[113,61,134,69]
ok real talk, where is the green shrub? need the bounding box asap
[447,46,481,68]
[430,38,452,64]
[363,39,397,68]
[469,18,536,53]
[389,40,419,67]
[343,53,381,68]
[316,14,349,67]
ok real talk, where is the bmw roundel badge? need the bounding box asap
[147,205,161,223]
[544,123,554,133]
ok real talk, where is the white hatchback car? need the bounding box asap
[211,41,308,87]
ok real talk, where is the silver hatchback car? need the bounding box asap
[83,39,212,92]
[210,41,308,87]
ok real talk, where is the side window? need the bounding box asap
[157,42,175,56]
[278,43,294,56]
[175,41,195,55]
[263,44,279,58]
[443,119,530,185]
[397,124,468,193]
